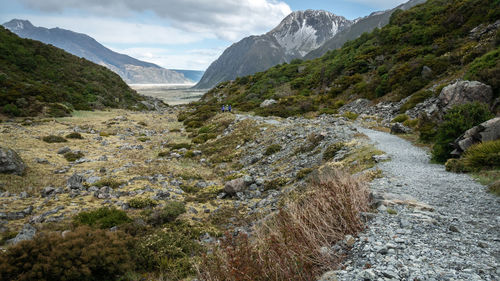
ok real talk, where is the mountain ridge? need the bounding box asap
[194,10,351,89]
[2,19,196,84]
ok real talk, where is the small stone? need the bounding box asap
[357,269,376,280]
[57,147,71,154]
[449,225,460,233]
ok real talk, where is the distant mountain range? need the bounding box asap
[194,10,351,89]
[195,0,426,89]
[2,19,204,84]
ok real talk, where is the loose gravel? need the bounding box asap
[321,127,500,280]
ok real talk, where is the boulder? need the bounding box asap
[390,123,411,134]
[438,80,493,113]
[7,224,36,245]
[67,173,85,189]
[451,117,500,156]
[260,99,277,108]
[224,178,247,195]
[0,147,26,176]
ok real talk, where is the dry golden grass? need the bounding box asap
[199,167,369,281]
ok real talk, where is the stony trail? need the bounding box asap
[329,127,500,280]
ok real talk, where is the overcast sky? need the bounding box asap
[0,0,409,70]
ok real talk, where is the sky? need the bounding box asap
[0,0,409,71]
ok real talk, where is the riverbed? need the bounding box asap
[129,84,208,105]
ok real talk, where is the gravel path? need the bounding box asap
[328,127,500,280]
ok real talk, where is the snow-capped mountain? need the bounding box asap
[195,10,351,89]
[269,10,351,57]
[2,19,198,84]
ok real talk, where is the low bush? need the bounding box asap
[296,168,314,180]
[148,201,186,226]
[158,151,169,157]
[63,151,84,162]
[445,159,470,173]
[431,103,493,163]
[73,207,132,229]
[129,197,158,209]
[42,135,67,143]
[137,137,150,142]
[399,90,435,113]
[0,227,133,281]
[168,143,192,150]
[65,132,83,139]
[488,180,500,196]
[135,221,204,279]
[94,178,124,189]
[323,142,345,161]
[263,177,288,191]
[199,168,369,280]
[264,144,282,156]
[462,140,500,170]
[342,111,359,120]
[392,114,409,123]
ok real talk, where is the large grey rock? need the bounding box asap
[0,147,26,176]
[7,224,36,245]
[451,117,500,156]
[438,80,493,112]
[67,173,85,189]
[224,178,247,195]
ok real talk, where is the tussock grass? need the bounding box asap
[199,168,369,280]
[463,140,500,169]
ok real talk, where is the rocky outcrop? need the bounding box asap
[224,178,247,195]
[438,80,493,113]
[451,117,500,156]
[260,99,277,108]
[0,147,26,176]
[7,224,36,245]
[390,123,411,134]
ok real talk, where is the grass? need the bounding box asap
[128,197,158,209]
[94,178,124,189]
[63,151,84,162]
[73,207,132,229]
[199,168,369,280]
[66,132,84,139]
[323,142,345,161]
[462,140,500,170]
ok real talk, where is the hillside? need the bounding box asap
[3,19,192,84]
[197,0,499,118]
[194,10,351,89]
[304,0,426,60]
[0,26,146,117]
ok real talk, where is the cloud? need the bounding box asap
[9,14,213,45]
[110,47,225,70]
[18,0,292,41]
[345,0,409,9]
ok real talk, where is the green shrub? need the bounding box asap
[403,118,419,128]
[0,227,133,281]
[184,150,195,158]
[431,103,493,163]
[2,104,21,116]
[158,151,169,157]
[323,142,345,161]
[73,207,132,229]
[134,221,204,279]
[399,90,435,113]
[342,111,359,120]
[488,180,500,196]
[445,159,470,173]
[42,135,67,143]
[65,132,83,139]
[148,201,186,226]
[168,143,192,150]
[63,151,84,162]
[129,197,158,209]
[264,144,282,156]
[94,178,124,189]
[263,177,288,191]
[392,114,409,123]
[137,137,150,142]
[462,140,500,170]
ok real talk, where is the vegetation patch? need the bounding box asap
[323,142,346,161]
[73,207,132,229]
[128,197,158,209]
[94,178,124,189]
[0,227,134,281]
[63,151,84,162]
[42,135,67,143]
[147,201,186,226]
[392,114,409,123]
[65,132,83,139]
[462,140,500,170]
[264,144,282,156]
[342,111,359,120]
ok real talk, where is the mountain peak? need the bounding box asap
[3,19,34,32]
[268,9,352,57]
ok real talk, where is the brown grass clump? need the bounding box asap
[199,167,369,280]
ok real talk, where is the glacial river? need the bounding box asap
[129,84,208,105]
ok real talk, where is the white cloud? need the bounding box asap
[110,47,226,70]
[8,14,213,45]
[18,0,292,41]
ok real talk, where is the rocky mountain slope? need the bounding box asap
[0,26,152,117]
[194,10,351,89]
[2,19,192,84]
[305,0,427,60]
